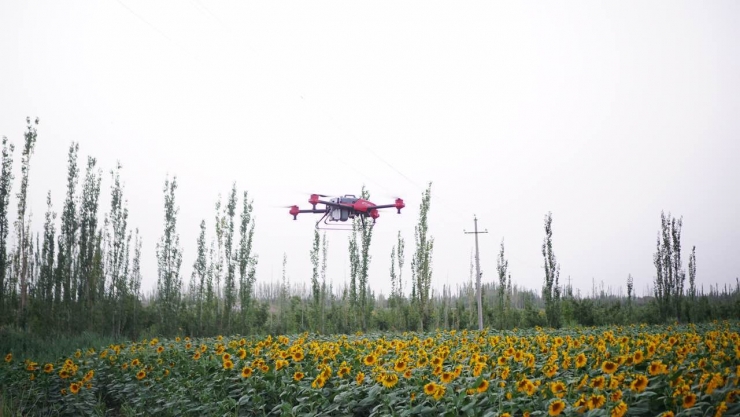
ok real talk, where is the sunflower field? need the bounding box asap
[2,321,739,416]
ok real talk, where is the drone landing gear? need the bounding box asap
[314,212,375,231]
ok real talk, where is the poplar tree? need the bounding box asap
[319,231,327,333]
[57,142,79,328]
[411,182,433,332]
[38,191,56,324]
[389,245,397,304]
[653,211,686,322]
[357,186,373,331]
[310,229,320,331]
[396,231,405,299]
[77,156,102,328]
[627,273,634,320]
[108,162,130,337]
[687,246,696,322]
[0,135,15,319]
[194,219,207,333]
[156,175,183,334]
[238,190,256,331]
[223,184,237,330]
[14,117,38,327]
[348,226,359,319]
[129,228,142,334]
[542,212,561,328]
[212,195,225,329]
[496,238,509,329]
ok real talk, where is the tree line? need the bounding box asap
[1,118,739,343]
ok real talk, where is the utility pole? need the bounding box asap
[464,215,487,330]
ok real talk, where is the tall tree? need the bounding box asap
[310,229,320,331]
[627,273,634,320]
[319,231,328,333]
[223,183,237,330]
[129,228,142,335]
[156,175,183,335]
[212,195,226,329]
[496,238,509,330]
[108,161,130,337]
[38,191,57,323]
[542,211,561,328]
[0,134,15,319]
[411,182,433,332]
[653,211,685,322]
[237,190,256,331]
[348,225,359,319]
[687,245,696,322]
[15,117,39,327]
[357,186,373,331]
[396,231,405,298]
[77,156,102,328]
[194,219,208,333]
[57,142,80,329]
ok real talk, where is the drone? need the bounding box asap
[287,193,405,230]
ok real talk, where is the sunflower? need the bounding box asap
[363,354,376,366]
[293,371,304,381]
[43,363,54,374]
[424,382,438,395]
[241,366,253,378]
[550,381,567,398]
[611,401,628,417]
[682,393,697,408]
[4,353,12,363]
[440,371,454,384]
[630,374,649,393]
[591,375,605,390]
[649,360,667,375]
[575,353,587,368]
[433,384,446,400]
[381,372,399,388]
[548,400,565,416]
[70,382,81,394]
[588,394,606,410]
[714,401,728,417]
[355,371,365,385]
[476,378,489,393]
[601,360,618,374]
[136,370,146,380]
[393,359,407,372]
[292,350,305,362]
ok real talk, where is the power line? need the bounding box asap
[113,0,172,42]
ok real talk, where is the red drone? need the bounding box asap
[288,193,405,230]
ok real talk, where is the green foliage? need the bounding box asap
[310,229,320,331]
[14,117,39,328]
[496,239,509,330]
[653,211,687,323]
[0,134,14,322]
[156,175,183,336]
[541,212,561,328]
[411,182,433,332]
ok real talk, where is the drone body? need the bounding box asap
[288,193,405,230]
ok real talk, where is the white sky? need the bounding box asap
[1,1,738,300]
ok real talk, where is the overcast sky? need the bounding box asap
[1,1,738,300]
